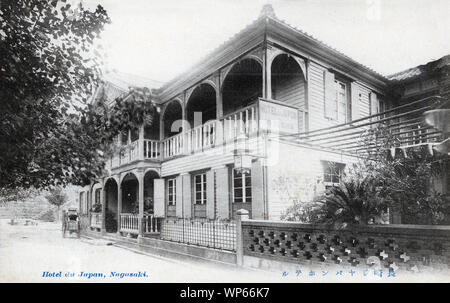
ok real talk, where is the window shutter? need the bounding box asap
[182,174,191,219]
[350,82,359,121]
[153,179,165,217]
[206,170,215,219]
[370,92,378,116]
[324,70,336,119]
[176,176,183,218]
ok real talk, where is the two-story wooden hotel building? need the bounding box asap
[80,5,449,248]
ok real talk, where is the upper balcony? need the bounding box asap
[104,53,310,170]
[104,97,307,170]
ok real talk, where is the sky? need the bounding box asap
[83,0,450,84]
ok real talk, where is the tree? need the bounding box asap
[0,0,110,190]
[45,186,68,222]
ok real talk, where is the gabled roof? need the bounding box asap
[102,70,164,91]
[388,55,450,83]
[156,4,389,101]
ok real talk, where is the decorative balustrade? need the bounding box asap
[119,213,139,234]
[162,132,184,158]
[223,104,258,141]
[129,140,139,161]
[186,120,218,153]
[143,214,161,234]
[108,98,307,166]
[144,139,160,160]
[241,219,450,272]
[90,212,102,230]
[119,146,129,164]
[112,153,120,167]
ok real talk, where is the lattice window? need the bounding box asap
[335,80,348,123]
[167,178,176,206]
[233,168,252,203]
[321,161,345,186]
[194,173,207,205]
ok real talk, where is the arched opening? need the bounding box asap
[222,58,263,116]
[121,173,139,214]
[186,83,217,128]
[143,170,160,214]
[162,100,183,139]
[104,178,118,233]
[271,54,306,109]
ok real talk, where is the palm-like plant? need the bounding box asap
[311,164,391,226]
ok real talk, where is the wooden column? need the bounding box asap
[139,124,145,160]
[159,108,165,140]
[137,171,145,236]
[117,179,122,235]
[216,72,223,119]
[101,179,106,235]
[264,44,271,100]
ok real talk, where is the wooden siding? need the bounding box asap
[308,62,329,131]
[266,139,360,220]
[160,137,263,177]
[357,83,371,118]
[272,73,306,110]
[307,61,378,131]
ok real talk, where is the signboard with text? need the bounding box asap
[258,98,300,135]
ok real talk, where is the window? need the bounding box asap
[335,80,348,123]
[95,188,101,204]
[194,173,207,205]
[168,178,176,206]
[321,161,345,186]
[232,169,252,203]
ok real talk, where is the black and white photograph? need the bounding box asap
[1,0,450,288]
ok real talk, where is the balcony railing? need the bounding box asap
[119,213,139,234]
[280,95,448,156]
[144,139,160,159]
[162,132,184,158]
[143,214,160,234]
[107,98,306,167]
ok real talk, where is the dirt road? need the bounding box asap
[0,219,275,283]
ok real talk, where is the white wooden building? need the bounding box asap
[79,5,449,243]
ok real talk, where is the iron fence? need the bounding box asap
[160,218,236,252]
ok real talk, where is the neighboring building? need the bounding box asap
[79,5,449,241]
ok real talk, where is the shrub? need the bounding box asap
[38,209,56,222]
